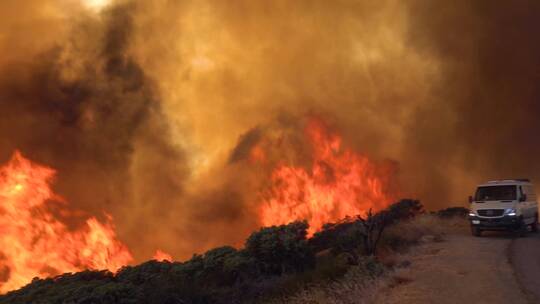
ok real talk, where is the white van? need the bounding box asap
[468,179,538,236]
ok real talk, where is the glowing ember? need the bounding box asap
[153,250,173,262]
[260,118,396,236]
[0,151,133,293]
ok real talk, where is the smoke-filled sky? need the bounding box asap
[0,0,539,260]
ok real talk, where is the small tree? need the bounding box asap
[357,209,388,256]
[359,199,423,255]
[310,199,423,259]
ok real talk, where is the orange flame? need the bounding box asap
[260,118,396,236]
[0,151,133,293]
[152,249,173,262]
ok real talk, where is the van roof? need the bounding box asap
[478,179,532,187]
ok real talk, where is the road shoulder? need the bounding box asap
[376,231,529,304]
[510,232,540,303]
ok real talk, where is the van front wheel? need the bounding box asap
[471,226,482,237]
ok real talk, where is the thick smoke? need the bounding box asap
[1,0,539,260]
[0,1,188,260]
[401,0,540,206]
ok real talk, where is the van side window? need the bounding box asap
[519,186,525,200]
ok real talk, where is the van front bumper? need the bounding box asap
[469,215,521,230]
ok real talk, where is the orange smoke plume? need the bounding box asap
[259,118,396,236]
[0,151,132,293]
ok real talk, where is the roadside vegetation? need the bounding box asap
[0,200,467,304]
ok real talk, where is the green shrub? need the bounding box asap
[310,219,364,255]
[245,221,315,276]
[384,199,424,224]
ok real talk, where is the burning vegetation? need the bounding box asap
[260,118,397,236]
[0,116,398,293]
[0,0,539,300]
[0,199,437,304]
[0,151,132,293]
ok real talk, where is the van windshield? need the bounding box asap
[475,185,516,201]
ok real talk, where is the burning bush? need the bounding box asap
[0,151,133,293]
[0,113,402,294]
[259,118,398,237]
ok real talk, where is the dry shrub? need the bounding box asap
[264,266,415,304]
[264,257,387,304]
[380,214,466,252]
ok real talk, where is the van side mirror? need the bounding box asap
[468,196,473,203]
[520,194,527,202]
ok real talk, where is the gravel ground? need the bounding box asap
[511,228,540,303]
[376,228,538,304]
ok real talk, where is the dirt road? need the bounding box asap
[377,229,540,304]
[512,231,540,302]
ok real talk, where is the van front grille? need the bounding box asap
[477,209,504,217]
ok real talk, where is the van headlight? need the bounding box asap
[504,208,517,216]
[468,210,476,217]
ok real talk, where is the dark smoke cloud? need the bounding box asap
[1,0,539,261]
[228,127,262,164]
[403,0,540,206]
[0,1,187,260]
